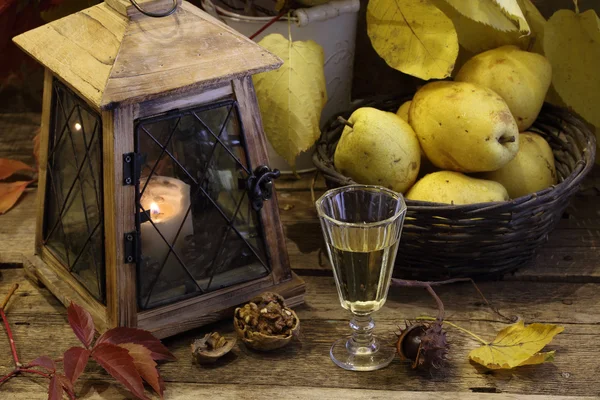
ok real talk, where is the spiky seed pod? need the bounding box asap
[397,321,449,370]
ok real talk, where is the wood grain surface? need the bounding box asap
[1,113,599,398]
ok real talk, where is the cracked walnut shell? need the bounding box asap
[234,292,300,351]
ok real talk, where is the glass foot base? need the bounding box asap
[330,336,396,371]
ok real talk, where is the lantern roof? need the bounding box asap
[13,0,282,110]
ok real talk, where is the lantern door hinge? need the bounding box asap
[124,231,140,264]
[123,152,144,186]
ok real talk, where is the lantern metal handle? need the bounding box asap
[128,0,178,17]
[247,166,280,211]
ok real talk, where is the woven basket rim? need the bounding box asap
[313,97,597,213]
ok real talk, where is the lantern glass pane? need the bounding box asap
[135,100,270,310]
[43,80,105,303]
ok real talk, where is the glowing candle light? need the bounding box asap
[140,177,193,268]
[74,122,82,131]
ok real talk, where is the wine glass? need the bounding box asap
[315,185,407,371]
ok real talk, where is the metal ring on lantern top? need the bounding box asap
[128,0,178,17]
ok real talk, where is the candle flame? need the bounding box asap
[150,202,160,215]
[74,123,82,131]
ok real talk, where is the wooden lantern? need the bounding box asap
[13,0,305,338]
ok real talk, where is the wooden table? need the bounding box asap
[1,113,600,399]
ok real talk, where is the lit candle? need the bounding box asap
[140,176,194,268]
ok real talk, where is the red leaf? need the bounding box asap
[28,355,56,372]
[67,302,95,348]
[48,375,63,400]
[119,343,163,398]
[92,343,149,400]
[0,159,33,180]
[0,181,32,214]
[63,347,90,383]
[97,328,175,361]
[56,374,75,398]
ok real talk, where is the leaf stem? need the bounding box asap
[417,316,488,345]
[248,9,287,40]
[1,283,18,310]
[1,308,20,368]
[18,368,51,379]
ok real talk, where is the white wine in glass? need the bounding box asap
[316,185,406,371]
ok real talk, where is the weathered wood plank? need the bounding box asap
[1,312,598,396]
[0,113,39,164]
[3,263,600,325]
[0,192,36,264]
[2,379,596,400]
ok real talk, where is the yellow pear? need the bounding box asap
[482,132,557,198]
[334,107,421,193]
[406,171,509,205]
[409,81,519,173]
[455,45,552,131]
[396,100,412,122]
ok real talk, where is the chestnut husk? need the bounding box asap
[397,321,449,370]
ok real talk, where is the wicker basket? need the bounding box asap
[313,96,597,280]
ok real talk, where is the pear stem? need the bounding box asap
[337,116,354,129]
[498,136,516,144]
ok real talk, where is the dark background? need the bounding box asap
[0,0,598,113]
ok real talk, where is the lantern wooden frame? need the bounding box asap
[14,0,305,338]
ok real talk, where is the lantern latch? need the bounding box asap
[123,152,144,186]
[124,231,140,264]
[247,166,281,211]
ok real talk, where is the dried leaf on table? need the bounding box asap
[118,343,163,398]
[92,343,149,400]
[0,180,32,214]
[544,8,600,127]
[0,159,33,180]
[63,346,91,383]
[442,0,517,31]
[67,302,95,348]
[469,320,564,369]
[253,34,327,169]
[96,327,176,361]
[492,0,530,33]
[367,0,459,80]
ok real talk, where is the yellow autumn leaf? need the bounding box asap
[517,0,545,53]
[367,0,458,80]
[493,0,530,33]
[544,9,600,127]
[433,0,523,54]
[469,320,564,369]
[443,0,517,32]
[253,34,327,168]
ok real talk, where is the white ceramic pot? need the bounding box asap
[202,0,359,173]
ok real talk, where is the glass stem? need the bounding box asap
[347,314,378,354]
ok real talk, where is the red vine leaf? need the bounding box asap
[92,343,149,400]
[56,373,75,398]
[119,343,163,398]
[0,159,33,180]
[67,302,95,348]
[97,328,175,361]
[28,355,56,372]
[63,346,90,383]
[48,375,63,400]
[0,181,32,214]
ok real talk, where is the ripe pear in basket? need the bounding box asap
[314,93,595,280]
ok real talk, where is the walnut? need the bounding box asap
[234,292,300,351]
[191,332,236,364]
